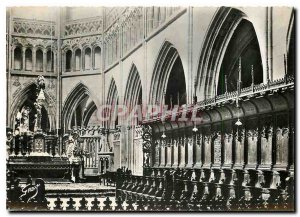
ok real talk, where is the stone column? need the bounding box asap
[43,50,47,72]
[71,50,75,72]
[32,47,36,72]
[22,47,26,71]
[11,46,15,69]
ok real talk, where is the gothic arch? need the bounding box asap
[10,82,56,131]
[286,9,295,75]
[62,82,97,131]
[106,78,119,128]
[82,101,97,126]
[149,40,186,105]
[124,64,142,112]
[196,7,264,99]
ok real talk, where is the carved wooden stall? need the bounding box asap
[116,76,294,211]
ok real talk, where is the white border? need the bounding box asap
[0,1,298,216]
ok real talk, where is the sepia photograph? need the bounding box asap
[5,4,295,212]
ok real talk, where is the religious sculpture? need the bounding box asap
[63,132,87,182]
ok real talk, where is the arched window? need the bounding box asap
[14,47,22,70]
[84,47,91,70]
[46,50,54,72]
[65,50,72,72]
[94,46,101,69]
[75,49,81,71]
[25,48,32,71]
[36,49,43,72]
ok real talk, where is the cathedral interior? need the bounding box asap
[6,6,295,211]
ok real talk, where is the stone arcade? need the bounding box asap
[6,6,295,211]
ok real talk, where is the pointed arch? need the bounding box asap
[149,40,186,105]
[62,82,98,131]
[10,82,55,131]
[286,9,295,76]
[82,101,97,126]
[196,7,264,99]
[124,64,142,112]
[106,78,119,128]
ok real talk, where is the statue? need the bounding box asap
[19,106,30,133]
[37,75,45,90]
[63,132,87,182]
[6,131,13,159]
[34,102,42,132]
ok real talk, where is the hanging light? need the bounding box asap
[235,118,242,126]
[192,126,198,132]
[161,132,166,139]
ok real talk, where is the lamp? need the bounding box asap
[192,126,198,132]
[235,118,242,126]
[161,132,166,139]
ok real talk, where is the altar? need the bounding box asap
[7,76,71,181]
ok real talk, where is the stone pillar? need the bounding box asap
[11,46,15,69]
[43,50,47,72]
[32,47,36,72]
[71,50,75,72]
[22,47,26,71]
